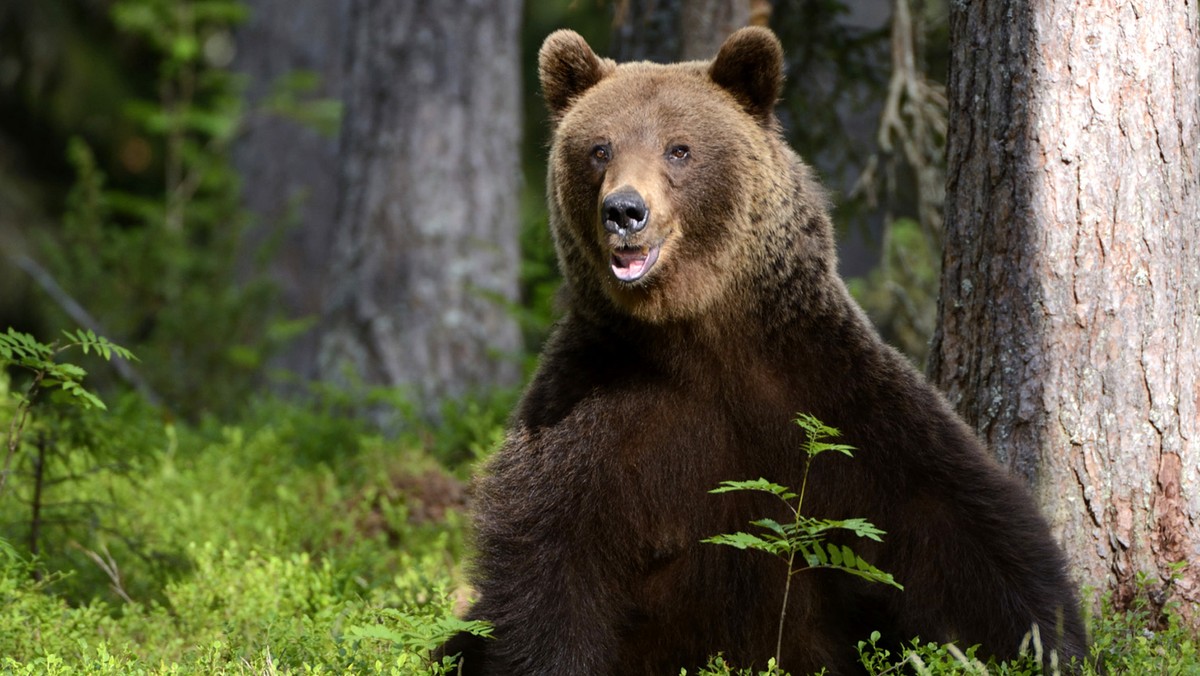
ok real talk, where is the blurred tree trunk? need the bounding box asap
[931,0,1199,620]
[611,0,771,62]
[233,0,348,381]
[317,0,523,418]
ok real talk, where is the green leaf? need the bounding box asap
[709,478,796,501]
[344,624,405,644]
[192,0,250,23]
[807,441,856,458]
[707,414,904,604]
[55,364,88,379]
[348,614,492,654]
[809,544,904,590]
[809,542,828,566]
[750,518,787,537]
[828,517,887,542]
[183,108,238,138]
[702,532,774,552]
[60,382,106,410]
[828,543,843,566]
[794,412,842,439]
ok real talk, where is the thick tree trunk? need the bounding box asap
[318,1,523,417]
[932,0,1199,619]
[233,0,347,380]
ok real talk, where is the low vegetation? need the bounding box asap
[0,338,1195,674]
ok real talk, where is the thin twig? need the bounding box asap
[71,541,134,604]
[0,369,43,499]
[29,434,46,580]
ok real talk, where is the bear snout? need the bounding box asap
[602,188,649,237]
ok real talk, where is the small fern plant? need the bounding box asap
[0,327,136,499]
[703,413,903,668]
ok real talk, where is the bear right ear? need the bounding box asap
[539,30,613,121]
[709,27,784,124]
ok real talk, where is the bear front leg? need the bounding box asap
[448,537,627,675]
[448,433,633,675]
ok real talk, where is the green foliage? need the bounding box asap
[1,327,157,600]
[260,71,344,138]
[0,326,136,509]
[848,218,940,365]
[688,654,792,676]
[1086,568,1198,674]
[429,388,516,469]
[37,0,337,419]
[704,415,900,588]
[704,414,901,671]
[0,328,136,414]
[0,385,475,673]
[347,609,492,675]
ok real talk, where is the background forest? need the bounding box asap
[0,0,1197,673]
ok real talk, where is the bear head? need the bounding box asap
[539,28,793,324]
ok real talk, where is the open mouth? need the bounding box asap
[610,244,661,282]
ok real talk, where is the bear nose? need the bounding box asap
[602,190,648,236]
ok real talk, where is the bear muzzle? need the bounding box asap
[601,188,662,282]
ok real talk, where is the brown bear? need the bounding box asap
[441,26,1086,675]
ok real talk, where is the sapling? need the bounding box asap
[0,328,136,499]
[703,413,903,669]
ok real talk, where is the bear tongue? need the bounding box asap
[610,246,659,282]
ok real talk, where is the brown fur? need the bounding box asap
[442,27,1086,675]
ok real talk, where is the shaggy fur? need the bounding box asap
[442,27,1086,675]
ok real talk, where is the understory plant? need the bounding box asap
[0,328,135,499]
[703,413,902,670]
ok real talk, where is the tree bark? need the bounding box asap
[932,0,1199,619]
[318,0,523,418]
[233,0,348,380]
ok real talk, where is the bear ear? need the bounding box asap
[539,30,614,121]
[709,27,784,123]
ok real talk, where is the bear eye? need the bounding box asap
[667,145,690,161]
[591,145,611,163]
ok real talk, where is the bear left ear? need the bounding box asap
[709,27,784,124]
[539,30,615,122]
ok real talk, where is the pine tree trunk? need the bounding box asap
[317,0,523,417]
[233,0,347,380]
[931,0,1199,619]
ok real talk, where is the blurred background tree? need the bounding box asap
[228,0,345,383]
[315,1,525,423]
